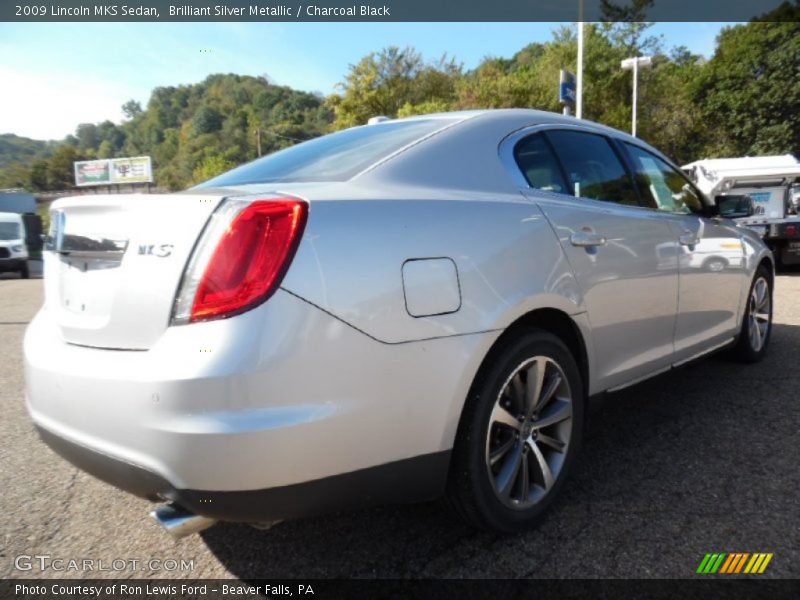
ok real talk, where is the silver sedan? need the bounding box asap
[24,109,773,536]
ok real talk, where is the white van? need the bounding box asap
[0,212,29,278]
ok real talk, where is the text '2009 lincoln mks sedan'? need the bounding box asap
[24,110,773,536]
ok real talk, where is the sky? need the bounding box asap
[0,22,733,140]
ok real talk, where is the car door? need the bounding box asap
[511,129,680,391]
[621,142,746,362]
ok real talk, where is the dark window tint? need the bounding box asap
[547,131,638,206]
[196,119,456,187]
[513,134,568,194]
[624,143,705,214]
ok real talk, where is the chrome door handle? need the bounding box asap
[679,231,699,246]
[570,230,607,248]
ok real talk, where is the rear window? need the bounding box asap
[513,134,568,194]
[197,119,456,187]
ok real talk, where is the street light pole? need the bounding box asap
[620,56,652,137]
[632,57,638,137]
[577,23,583,119]
[576,0,584,119]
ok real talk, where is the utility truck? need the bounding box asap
[684,155,800,266]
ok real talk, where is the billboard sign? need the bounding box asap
[74,157,153,187]
[74,160,111,186]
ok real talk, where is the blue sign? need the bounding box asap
[559,70,576,108]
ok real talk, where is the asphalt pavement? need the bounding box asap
[1,265,798,579]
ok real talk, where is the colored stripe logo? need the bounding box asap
[697,553,773,574]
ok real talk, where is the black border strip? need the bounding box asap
[3,0,798,23]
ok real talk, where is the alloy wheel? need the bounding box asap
[485,356,573,509]
[748,276,771,352]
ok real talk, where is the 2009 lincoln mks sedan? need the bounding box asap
[25,110,773,536]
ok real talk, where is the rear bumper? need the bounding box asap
[25,289,495,521]
[35,424,449,521]
[778,241,800,265]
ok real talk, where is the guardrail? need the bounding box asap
[36,185,169,202]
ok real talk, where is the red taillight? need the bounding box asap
[786,224,798,238]
[190,199,307,322]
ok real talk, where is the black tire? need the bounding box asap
[729,265,772,363]
[447,329,584,533]
[20,262,30,279]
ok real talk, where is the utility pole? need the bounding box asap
[620,56,652,137]
[576,0,584,119]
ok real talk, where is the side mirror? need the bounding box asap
[715,194,755,219]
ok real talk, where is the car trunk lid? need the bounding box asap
[43,192,224,349]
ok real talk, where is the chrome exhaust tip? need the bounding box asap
[150,504,217,539]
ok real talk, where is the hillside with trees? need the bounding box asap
[0,134,54,169]
[1,12,797,192]
[0,134,58,192]
[0,74,332,191]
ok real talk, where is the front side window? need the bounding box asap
[625,143,705,214]
[513,134,568,194]
[546,130,639,206]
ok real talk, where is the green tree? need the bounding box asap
[97,140,115,159]
[397,99,452,117]
[0,163,32,189]
[192,154,235,184]
[695,17,800,156]
[28,160,49,190]
[46,145,84,190]
[76,123,99,151]
[599,0,659,55]
[328,47,460,128]
[122,100,143,120]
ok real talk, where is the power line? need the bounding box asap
[260,130,307,143]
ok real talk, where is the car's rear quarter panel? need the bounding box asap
[281,194,585,344]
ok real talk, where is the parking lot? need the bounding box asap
[1,266,798,579]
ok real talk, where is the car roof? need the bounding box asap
[392,108,671,162]
[398,108,635,139]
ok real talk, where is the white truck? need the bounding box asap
[683,155,800,267]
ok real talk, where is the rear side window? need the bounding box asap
[197,119,456,187]
[546,130,639,206]
[624,143,705,214]
[513,134,568,194]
